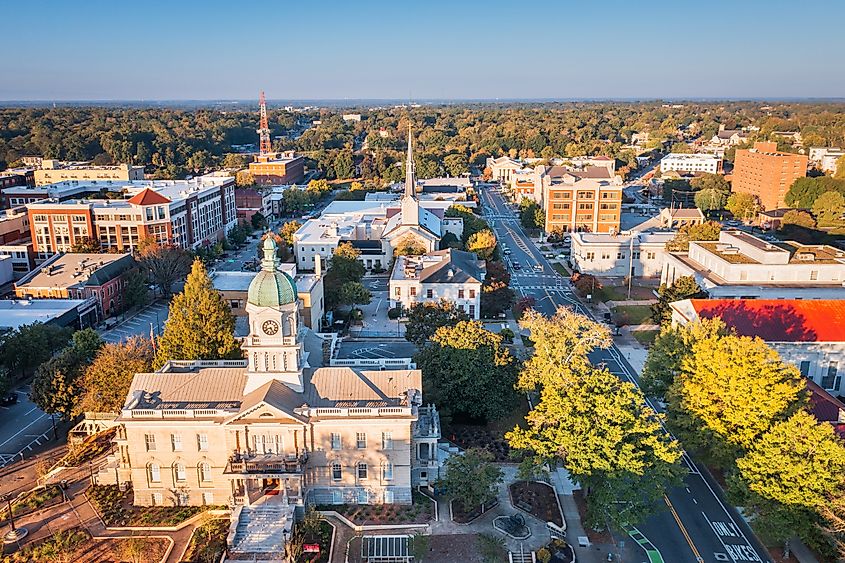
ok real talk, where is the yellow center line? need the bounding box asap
[664,495,703,562]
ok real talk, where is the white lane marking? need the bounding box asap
[0,411,50,449]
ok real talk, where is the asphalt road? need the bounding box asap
[0,386,58,468]
[480,185,770,563]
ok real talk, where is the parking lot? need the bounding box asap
[0,386,57,468]
[101,301,170,343]
[334,339,418,360]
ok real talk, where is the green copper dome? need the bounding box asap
[247,236,298,307]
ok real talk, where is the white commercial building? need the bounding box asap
[390,249,485,319]
[486,156,522,183]
[670,299,845,395]
[660,153,722,175]
[662,231,845,299]
[571,231,675,278]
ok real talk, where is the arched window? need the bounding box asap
[148,463,161,483]
[272,354,277,370]
[199,462,212,482]
[252,352,258,369]
[286,317,295,337]
[331,462,342,481]
[174,463,186,482]
[264,352,269,370]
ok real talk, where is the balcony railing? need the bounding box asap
[225,452,308,475]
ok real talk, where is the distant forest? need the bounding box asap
[2,101,844,181]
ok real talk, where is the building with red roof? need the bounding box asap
[670,298,845,395]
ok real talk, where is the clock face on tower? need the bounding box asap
[262,320,279,335]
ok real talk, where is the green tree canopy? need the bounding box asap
[404,300,470,347]
[779,209,816,229]
[725,192,760,222]
[480,261,514,318]
[651,276,705,325]
[786,176,845,209]
[77,337,155,415]
[153,259,242,369]
[466,229,497,260]
[0,322,71,379]
[694,188,728,212]
[689,173,730,193]
[437,448,503,510]
[812,191,845,227]
[324,243,365,310]
[665,221,721,252]
[414,320,519,421]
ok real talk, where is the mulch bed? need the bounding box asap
[87,485,211,527]
[318,490,433,525]
[768,546,799,563]
[445,425,514,462]
[451,498,498,524]
[572,489,613,544]
[510,480,564,527]
[426,534,493,563]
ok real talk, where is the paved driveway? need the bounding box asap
[101,301,169,344]
[0,386,57,468]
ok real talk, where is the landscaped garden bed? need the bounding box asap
[1,485,64,522]
[610,304,653,326]
[318,490,433,525]
[451,497,498,524]
[572,490,612,544]
[537,538,575,563]
[632,328,659,347]
[2,527,90,563]
[87,485,217,527]
[509,480,564,527]
[180,517,230,562]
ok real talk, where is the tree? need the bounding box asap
[516,308,612,389]
[306,179,331,196]
[122,268,150,310]
[439,232,462,250]
[77,337,155,415]
[235,170,255,187]
[725,192,759,222]
[669,142,692,153]
[569,272,601,298]
[651,276,705,325]
[404,300,470,347]
[689,173,729,194]
[137,238,192,298]
[338,281,372,310]
[444,153,468,177]
[508,366,683,529]
[786,176,845,209]
[466,229,497,260]
[278,220,302,246]
[222,153,249,169]
[68,237,100,253]
[414,320,519,421]
[732,411,845,530]
[324,243,365,310]
[640,318,726,400]
[437,448,503,510]
[153,259,242,369]
[665,221,721,252]
[250,211,268,230]
[835,154,845,180]
[780,209,816,229]
[666,333,806,466]
[812,191,845,227]
[519,198,542,230]
[333,150,355,179]
[282,188,312,214]
[445,204,489,242]
[30,331,102,420]
[694,188,728,212]
[71,328,104,362]
[393,235,428,257]
[0,322,71,379]
[480,261,514,318]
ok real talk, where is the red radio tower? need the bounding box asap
[257,90,272,156]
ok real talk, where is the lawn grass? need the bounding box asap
[632,329,660,347]
[611,305,654,326]
[551,263,570,277]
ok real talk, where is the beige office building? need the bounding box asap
[34,161,145,186]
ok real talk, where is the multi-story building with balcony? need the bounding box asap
[97,238,441,520]
[25,175,236,258]
[659,153,723,175]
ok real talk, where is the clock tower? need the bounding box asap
[243,236,304,394]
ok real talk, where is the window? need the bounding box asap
[426,289,433,299]
[331,433,342,450]
[331,462,342,481]
[149,463,161,483]
[357,462,368,480]
[394,286,400,297]
[171,434,182,452]
[175,463,187,482]
[410,287,417,297]
[799,361,811,377]
[469,305,476,317]
[384,490,395,503]
[197,434,209,451]
[810,270,819,281]
[585,252,595,260]
[357,489,369,504]
[202,492,214,506]
[458,289,465,299]
[332,490,343,504]
[145,434,156,452]
[617,252,625,260]
[647,252,656,260]
[469,289,476,298]
[382,461,393,481]
[151,492,163,506]
[382,432,393,450]
[356,433,367,449]
[199,462,212,482]
[822,362,841,391]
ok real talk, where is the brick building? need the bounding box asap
[732,142,808,211]
[248,152,305,186]
[26,175,236,259]
[543,166,624,234]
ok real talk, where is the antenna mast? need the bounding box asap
[258,90,272,156]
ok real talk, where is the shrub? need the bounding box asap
[387,306,402,320]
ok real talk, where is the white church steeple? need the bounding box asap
[401,124,420,226]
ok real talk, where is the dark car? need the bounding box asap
[0,394,18,406]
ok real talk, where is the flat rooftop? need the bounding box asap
[334,339,418,360]
[16,174,233,202]
[0,299,90,331]
[17,253,132,289]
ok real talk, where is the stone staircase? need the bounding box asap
[229,500,295,555]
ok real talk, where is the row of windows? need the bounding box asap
[396,287,476,299]
[150,491,214,506]
[146,433,208,452]
[330,461,393,481]
[148,461,212,484]
[331,432,392,450]
[583,251,656,261]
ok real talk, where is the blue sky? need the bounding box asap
[3,0,843,100]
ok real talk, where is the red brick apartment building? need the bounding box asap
[732,141,808,211]
[248,151,305,186]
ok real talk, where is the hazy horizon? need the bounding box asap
[4,0,844,101]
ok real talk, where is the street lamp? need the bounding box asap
[1,493,28,544]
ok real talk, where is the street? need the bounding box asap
[0,386,58,468]
[480,184,771,563]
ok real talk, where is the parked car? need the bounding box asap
[512,262,522,270]
[0,394,18,406]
